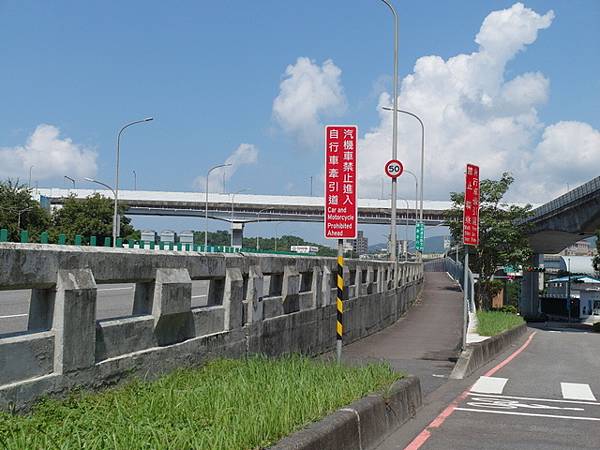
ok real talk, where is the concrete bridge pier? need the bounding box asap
[231,222,244,248]
[520,254,543,318]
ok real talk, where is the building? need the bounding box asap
[559,240,594,256]
[352,231,369,256]
[545,275,600,299]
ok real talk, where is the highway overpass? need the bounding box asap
[37,188,451,226]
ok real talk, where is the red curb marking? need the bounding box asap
[404,331,537,450]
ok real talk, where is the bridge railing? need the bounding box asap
[0,243,423,409]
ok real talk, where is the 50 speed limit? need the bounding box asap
[385,160,404,178]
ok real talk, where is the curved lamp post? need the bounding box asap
[114,117,153,247]
[403,169,419,226]
[205,163,232,249]
[381,106,425,224]
[64,175,75,190]
[84,177,117,244]
[377,0,399,262]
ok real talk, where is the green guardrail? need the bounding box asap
[0,230,322,257]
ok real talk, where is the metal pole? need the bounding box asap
[378,0,399,262]
[463,249,469,349]
[114,117,153,247]
[28,165,33,189]
[133,170,137,190]
[567,258,571,323]
[64,175,75,189]
[381,107,425,255]
[205,163,232,249]
[405,169,419,227]
[336,238,344,363]
[310,176,313,197]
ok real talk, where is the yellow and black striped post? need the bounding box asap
[336,239,344,363]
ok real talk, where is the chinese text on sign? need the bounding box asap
[325,125,358,239]
[463,163,480,246]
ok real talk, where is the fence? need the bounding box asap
[0,243,423,410]
[0,228,317,257]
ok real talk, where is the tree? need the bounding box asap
[444,172,533,310]
[51,194,137,243]
[0,179,51,240]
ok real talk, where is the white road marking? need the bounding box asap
[98,287,133,292]
[467,392,600,406]
[0,313,28,319]
[471,376,508,394]
[192,294,207,299]
[455,407,600,422]
[561,383,597,401]
[432,374,447,378]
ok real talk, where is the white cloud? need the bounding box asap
[273,57,346,147]
[194,143,259,193]
[0,124,97,182]
[356,3,599,203]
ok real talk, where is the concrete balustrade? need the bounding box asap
[0,243,423,410]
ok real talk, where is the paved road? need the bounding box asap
[377,326,600,450]
[0,281,210,335]
[335,272,464,396]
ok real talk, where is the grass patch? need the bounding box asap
[0,355,400,449]
[476,310,525,336]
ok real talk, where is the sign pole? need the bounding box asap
[463,248,469,349]
[336,238,344,363]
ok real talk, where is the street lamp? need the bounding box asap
[84,177,117,243]
[256,207,274,250]
[398,197,410,261]
[28,165,34,189]
[205,163,232,249]
[0,206,34,232]
[230,188,250,246]
[403,169,419,226]
[133,170,137,190]
[114,117,154,247]
[381,106,425,224]
[64,175,75,190]
[378,0,399,262]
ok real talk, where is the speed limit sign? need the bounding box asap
[385,159,404,178]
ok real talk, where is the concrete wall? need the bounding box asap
[0,243,423,410]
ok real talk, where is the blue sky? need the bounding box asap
[1,1,599,246]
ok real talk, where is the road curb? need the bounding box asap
[270,376,422,450]
[450,322,528,380]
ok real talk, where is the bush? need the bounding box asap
[592,322,600,333]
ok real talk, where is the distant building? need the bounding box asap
[559,240,594,256]
[545,275,600,299]
[352,231,369,256]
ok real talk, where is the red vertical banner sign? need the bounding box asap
[324,125,358,239]
[463,164,480,246]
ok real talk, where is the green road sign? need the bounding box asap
[415,222,425,251]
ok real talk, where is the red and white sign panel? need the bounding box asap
[325,125,358,239]
[385,159,403,178]
[463,163,480,246]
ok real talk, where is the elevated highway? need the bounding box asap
[37,188,451,226]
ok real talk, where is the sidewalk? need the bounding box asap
[338,272,464,395]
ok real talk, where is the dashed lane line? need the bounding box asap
[0,313,28,319]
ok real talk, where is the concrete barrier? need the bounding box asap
[0,243,423,410]
[270,376,422,450]
[450,323,528,379]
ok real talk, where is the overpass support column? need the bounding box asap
[520,254,543,318]
[231,222,244,248]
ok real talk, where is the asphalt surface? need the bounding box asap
[334,272,464,396]
[0,281,211,335]
[376,326,600,450]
